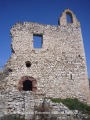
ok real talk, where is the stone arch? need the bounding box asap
[18,76,37,92]
[58,9,80,26]
[66,11,73,23]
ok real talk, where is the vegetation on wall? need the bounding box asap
[51,98,90,114]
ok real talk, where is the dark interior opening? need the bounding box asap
[8,68,13,72]
[26,61,31,67]
[23,80,32,91]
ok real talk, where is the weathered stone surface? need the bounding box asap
[0,9,90,119]
[0,91,90,119]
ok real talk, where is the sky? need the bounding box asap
[0,0,90,78]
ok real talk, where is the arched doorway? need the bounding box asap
[23,80,32,91]
[18,76,37,92]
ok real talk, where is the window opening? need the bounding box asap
[33,35,43,48]
[66,12,73,23]
[70,74,72,80]
[23,80,32,91]
[26,61,31,67]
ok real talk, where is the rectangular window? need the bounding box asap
[33,34,43,48]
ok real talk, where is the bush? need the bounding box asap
[51,98,90,114]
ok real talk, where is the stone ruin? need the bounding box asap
[0,9,90,118]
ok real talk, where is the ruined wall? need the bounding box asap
[5,9,90,102]
[0,92,90,120]
[1,9,89,117]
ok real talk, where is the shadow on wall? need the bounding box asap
[89,78,90,88]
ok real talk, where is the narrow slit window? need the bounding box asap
[33,35,43,48]
[70,74,72,80]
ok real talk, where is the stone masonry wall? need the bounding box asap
[5,9,90,102]
[1,9,90,117]
[0,91,90,120]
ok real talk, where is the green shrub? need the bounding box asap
[51,98,90,114]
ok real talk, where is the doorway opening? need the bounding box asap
[23,80,32,91]
[19,76,37,92]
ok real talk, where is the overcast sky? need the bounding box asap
[0,0,90,78]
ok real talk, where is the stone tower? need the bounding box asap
[0,9,90,116]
